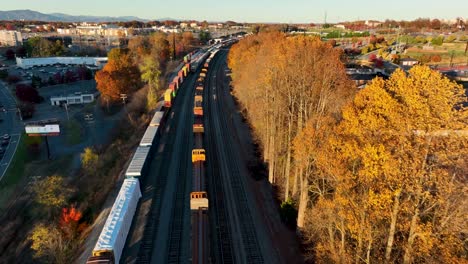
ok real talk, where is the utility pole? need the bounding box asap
[120,93,127,106]
[396,26,401,52]
[450,51,455,67]
[172,32,176,61]
[45,136,51,160]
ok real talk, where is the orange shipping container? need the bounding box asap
[164,89,172,107]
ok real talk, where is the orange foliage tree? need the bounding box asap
[228,32,354,226]
[95,48,141,103]
[59,205,84,239]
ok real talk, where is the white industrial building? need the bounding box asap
[50,92,97,106]
[0,30,23,46]
[56,28,79,35]
[57,23,128,37]
[15,56,107,69]
[153,26,180,33]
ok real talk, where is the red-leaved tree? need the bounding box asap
[16,84,41,103]
[59,206,83,239]
[375,58,384,68]
[5,49,15,60]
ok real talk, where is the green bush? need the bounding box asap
[280,199,298,228]
[431,36,444,46]
[0,69,8,79]
[326,31,341,38]
[445,35,457,43]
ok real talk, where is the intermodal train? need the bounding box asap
[86,109,165,264]
[190,48,220,264]
[85,36,241,263]
[190,75,208,264]
[86,45,218,264]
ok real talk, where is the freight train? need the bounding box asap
[86,109,166,264]
[85,36,238,263]
[190,48,220,264]
[86,46,218,264]
[190,70,208,264]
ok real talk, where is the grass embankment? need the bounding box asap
[66,119,82,145]
[0,133,27,208]
[0,133,27,186]
[0,133,74,209]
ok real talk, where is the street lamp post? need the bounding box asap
[64,103,70,121]
[450,51,455,67]
[17,107,22,121]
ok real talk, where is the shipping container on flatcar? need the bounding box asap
[87,179,142,264]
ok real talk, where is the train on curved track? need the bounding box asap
[86,40,233,263]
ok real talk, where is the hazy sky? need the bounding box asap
[2,0,467,23]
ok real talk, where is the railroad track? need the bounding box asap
[166,81,194,263]
[135,105,179,263]
[135,74,195,263]
[210,50,264,264]
[204,52,236,264]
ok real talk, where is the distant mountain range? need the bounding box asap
[0,9,160,22]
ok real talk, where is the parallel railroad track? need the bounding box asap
[136,73,195,263]
[210,50,264,264]
[204,51,236,264]
[166,81,194,263]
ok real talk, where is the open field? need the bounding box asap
[404,42,468,65]
[65,119,83,145]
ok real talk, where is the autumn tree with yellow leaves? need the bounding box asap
[29,223,71,264]
[81,147,99,174]
[300,66,467,262]
[229,31,467,263]
[33,175,70,211]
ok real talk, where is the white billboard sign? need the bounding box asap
[25,124,61,136]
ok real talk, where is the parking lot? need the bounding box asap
[3,61,97,121]
[31,80,97,122]
[9,63,90,83]
[0,60,103,177]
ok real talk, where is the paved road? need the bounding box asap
[0,81,22,181]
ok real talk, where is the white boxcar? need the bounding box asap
[91,178,141,263]
[140,126,159,147]
[125,147,150,177]
[150,111,164,127]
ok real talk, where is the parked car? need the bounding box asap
[2,134,10,140]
